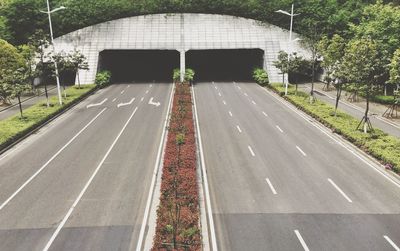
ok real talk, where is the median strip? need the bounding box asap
[152,83,201,250]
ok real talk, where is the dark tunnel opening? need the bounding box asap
[98,50,180,83]
[186,49,264,82]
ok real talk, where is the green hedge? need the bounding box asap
[267,83,400,173]
[0,84,96,150]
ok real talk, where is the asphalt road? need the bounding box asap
[0,82,172,251]
[194,82,400,251]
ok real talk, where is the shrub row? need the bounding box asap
[0,84,97,152]
[152,83,201,250]
[267,83,400,173]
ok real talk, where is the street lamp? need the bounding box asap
[40,2,66,105]
[276,4,300,96]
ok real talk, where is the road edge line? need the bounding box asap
[259,85,400,189]
[192,84,218,251]
[137,83,175,251]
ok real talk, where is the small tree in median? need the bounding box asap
[10,68,30,118]
[389,48,400,93]
[342,38,380,133]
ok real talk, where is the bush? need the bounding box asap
[173,68,196,83]
[371,95,396,105]
[253,68,269,86]
[95,71,111,87]
[268,83,400,173]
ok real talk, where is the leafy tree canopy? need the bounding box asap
[0,0,388,45]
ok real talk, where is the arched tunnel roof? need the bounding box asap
[54,13,308,84]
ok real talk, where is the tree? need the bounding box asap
[273,51,289,85]
[341,38,380,133]
[8,68,30,118]
[0,38,24,104]
[318,34,346,116]
[28,30,51,107]
[389,48,400,93]
[288,52,309,95]
[69,50,89,88]
[350,1,400,95]
[18,44,36,91]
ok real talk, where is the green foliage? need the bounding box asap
[389,48,400,90]
[273,50,288,76]
[0,38,24,103]
[95,71,112,87]
[318,34,346,83]
[0,0,378,45]
[252,68,269,86]
[172,68,195,82]
[0,84,96,148]
[269,83,400,173]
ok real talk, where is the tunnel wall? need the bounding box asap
[53,13,309,84]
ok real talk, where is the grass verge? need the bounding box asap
[268,83,400,173]
[0,84,97,151]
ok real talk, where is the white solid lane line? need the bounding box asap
[262,111,268,117]
[296,146,307,156]
[328,178,353,203]
[294,230,310,251]
[192,85,218,251]
[276,125,284,133]
[137,85,174,251]
[248,146,255,157]
[112,98,117,102]
[252,100,256,105]
[223,100,227,105]
[236,125,242,133]
[86,98,108,108]
[266,178,277,195]
[384,235,400,251]
[0,108,107,211]
[43,107,139,251]
[229,111,233,117]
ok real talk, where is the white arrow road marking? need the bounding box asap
[148,97,161,107]
[86,98,108,108]
[117,98,135,108]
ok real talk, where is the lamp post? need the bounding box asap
[276,4,300,95]
[40,2,66,105]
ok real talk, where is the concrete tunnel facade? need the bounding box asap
[53,13,308,84]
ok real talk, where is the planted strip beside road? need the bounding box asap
[153,83,201,250]
[267,83,400,173]
[0,85,96,151]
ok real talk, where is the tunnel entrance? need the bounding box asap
[186,49,264,82]
[98,50,179,83]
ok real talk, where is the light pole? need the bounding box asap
[276,4,300,95]
[40,2,66,105]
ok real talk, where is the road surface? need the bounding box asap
[0,82,172,251]
[194,82,400,251]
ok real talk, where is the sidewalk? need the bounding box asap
[298,82,400,138]
[0,86,58,121]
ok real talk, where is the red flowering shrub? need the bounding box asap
[152,83,201,251]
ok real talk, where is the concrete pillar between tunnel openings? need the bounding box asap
[180,50,186,83]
